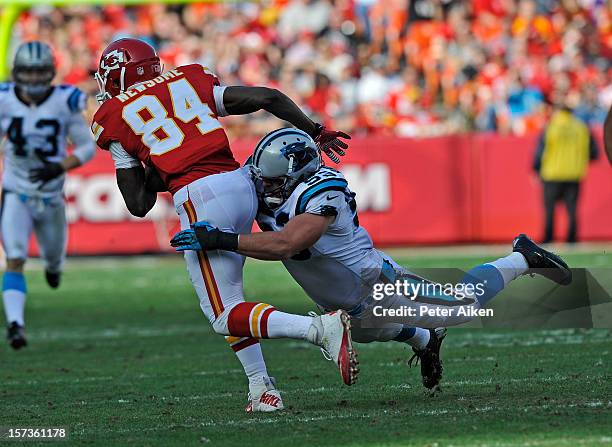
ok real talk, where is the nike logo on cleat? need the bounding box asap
[326,195,338,200]
[259,392,281,408]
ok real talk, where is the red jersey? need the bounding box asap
[91,64,239,194]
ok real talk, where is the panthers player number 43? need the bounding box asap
[0,41,95,350]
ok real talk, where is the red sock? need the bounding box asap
[227,302,276,338]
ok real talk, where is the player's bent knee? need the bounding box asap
[213,302,277,338]
[211,311,231,336]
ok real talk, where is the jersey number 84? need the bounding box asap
[122,78,222,156]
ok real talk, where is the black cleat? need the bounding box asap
[7,322,27,350]
[408,328,447,390]
[45,270,61,289]
[512,234,572,285]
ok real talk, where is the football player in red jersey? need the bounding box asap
[91,38,355,412]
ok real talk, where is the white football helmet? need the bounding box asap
[249,128,321,208]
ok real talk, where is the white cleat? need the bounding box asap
[245,376,284,413]
[318,310,359,386]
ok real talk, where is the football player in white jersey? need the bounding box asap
[171,128,572,391]
[0,41,96,349]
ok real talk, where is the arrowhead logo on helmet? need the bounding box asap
[99,49,126,77]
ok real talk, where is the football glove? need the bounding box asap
[313,124,350,164]
[29,160,64,184]
[170,221,239,252]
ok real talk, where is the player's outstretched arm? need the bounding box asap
[221,86,350,163]
[237,213,333,260]
[116,166,157,218]
[171,213,332,260]
[222,86,317,135]
[604,104,612,165]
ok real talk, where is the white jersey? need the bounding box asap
[256,166,384,311]
[0,83,88,197]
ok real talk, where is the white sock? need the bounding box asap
[485,252,529,286]
[233,342,270,389]
[266,311,314,341]
[3,289,26,326]
[404,328,430,350]
[306,316,324,345]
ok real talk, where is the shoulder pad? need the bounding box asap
[65,86,86,113]
[182,63,221,86]
[295,177,348,215]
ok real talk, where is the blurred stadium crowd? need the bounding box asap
[14,0,612,138]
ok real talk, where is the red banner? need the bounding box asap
[25,132,612,255]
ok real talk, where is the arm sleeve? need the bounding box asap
[67,112,96,164]
[109,141,141,170]
[213,85,228,117]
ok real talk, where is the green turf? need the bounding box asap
[1,252,611,446]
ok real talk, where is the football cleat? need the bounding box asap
[408,328,447,390]
[318,311,359,386]
[7,322,27,350]
[245,376,284,413]
[45,270,61,289]
[512,234,572,285]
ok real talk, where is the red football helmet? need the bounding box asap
[95,38,162,102]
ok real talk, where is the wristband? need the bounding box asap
[194,226,239,251]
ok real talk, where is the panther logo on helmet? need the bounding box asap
[251,128,321,208]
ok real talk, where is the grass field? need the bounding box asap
[1,249,611,446]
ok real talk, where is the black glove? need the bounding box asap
[171,221,239,252]
[313,123,351,164]
[194,222,239,251]
[29,161,65,183]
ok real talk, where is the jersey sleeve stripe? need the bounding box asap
[67,88,82,113]
[91,122,104,141]
[295,179,348,215]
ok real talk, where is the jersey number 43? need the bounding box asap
[7,117,60,158]
[122,78,222,156]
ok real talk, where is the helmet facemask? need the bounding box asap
[13,65,55,102]
[262,176,291,209]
